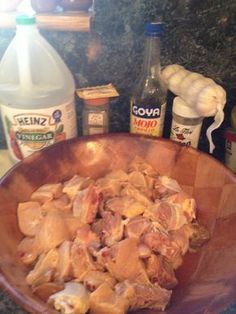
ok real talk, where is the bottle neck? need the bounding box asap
[16,24,38,34]
[141,36,161,78]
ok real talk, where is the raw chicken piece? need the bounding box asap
[121,184,152,208]
[101,211,124,246]
[33,282,64,302]
[64,216,85,239]
[138,243,152,259]
[31,183,62,204]
[105,169,129,181]
[83,270,116,291]
[144,200,188,231]
[17,237,38,265]
[145,254,178,289]
[142,228,180,261]
[73,185,101,224]
[74,224,101,252]
[71,243,98,281]
[56,240,73,282]
[165,191,196,222]
[95,169,128,200]
[98,238,149,284]
[91,218,104,237]
[128,171,147,189]
[128,170,154,199]
[49,282,90,314]
[96,178,122,199]
[63,175,94,200]
[35,209,71,253]
[26,248,59,286]
[124,215,151,239]
[128,156,158,177]
[42,194,72,214]
[90,282,129,314]
[170,224,191,255]
[115,280,171,311]
[153,176,181,199]
[105,196,146,218]
[17,201,43,236]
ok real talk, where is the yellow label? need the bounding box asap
[130,101,166,137]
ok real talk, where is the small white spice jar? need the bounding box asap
[170,97,203,148]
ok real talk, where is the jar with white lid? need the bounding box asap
[170,96,203,148]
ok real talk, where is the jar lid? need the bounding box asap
[84,97,109,106]
[224,128,236,142]
[173,97,201,118]
[16,15,36,25]
[145,22,163,37]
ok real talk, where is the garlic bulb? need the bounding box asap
[162,64,226,117]
[162,64,227,154]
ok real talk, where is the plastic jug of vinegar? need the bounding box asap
[0,15,77,163]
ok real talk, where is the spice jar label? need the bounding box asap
[170,120,202,148]
[225,138,236,173]
[88,112,104,126]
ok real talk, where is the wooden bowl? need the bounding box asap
[0,133,236,313]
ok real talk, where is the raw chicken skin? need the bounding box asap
[73,185,101,224]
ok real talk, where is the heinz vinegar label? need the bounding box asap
[130,101,166,137]
[1,99,77,162]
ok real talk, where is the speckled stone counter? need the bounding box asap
[0,0,236,313]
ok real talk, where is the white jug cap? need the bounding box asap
[173,97,201,118]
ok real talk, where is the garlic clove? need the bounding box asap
[185,77,214,106]
[196,84,221,117]
[179,72,203,96]
[168,69,190,95]
[162,64,184,85]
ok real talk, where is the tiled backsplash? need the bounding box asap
[0,0,235,162]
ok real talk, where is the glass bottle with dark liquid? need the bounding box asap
[130,22,167,137]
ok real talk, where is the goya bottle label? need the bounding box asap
[1,99,77,163]
[130,101,166,137]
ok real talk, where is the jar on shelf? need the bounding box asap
[59,0,92,11]
[0,0,22,12]
[82,97,109,136]
[170,96,203,149]
[31,0,58,13]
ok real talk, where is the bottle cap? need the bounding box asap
[16,15,36,25]
[173,97,201,118]
[145,22,163,37]
[84,97,109,106]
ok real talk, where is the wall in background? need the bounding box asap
[0,0,235,161]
